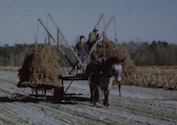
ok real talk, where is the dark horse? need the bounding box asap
[86,57,123,107]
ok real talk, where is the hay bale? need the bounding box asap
[97,40,135,83]
[18,44,61,88]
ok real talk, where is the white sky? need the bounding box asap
[0,0,177,45]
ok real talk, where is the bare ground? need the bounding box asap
[0,70,177,125]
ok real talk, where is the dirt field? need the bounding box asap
[0,70,177,125]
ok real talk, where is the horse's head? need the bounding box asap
[108,57,125,82]
[112,63,123,82]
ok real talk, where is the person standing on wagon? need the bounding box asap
[87,26,100,51]
[87,26,101,63]
[75,35,88,73]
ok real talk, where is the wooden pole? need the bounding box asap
[47,13,85,70]
[38,18,74,67]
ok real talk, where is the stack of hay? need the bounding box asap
[18,44,61,88]
[97,40,136,83]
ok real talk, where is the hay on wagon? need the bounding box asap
[18,44,61,89]
[97,40,136,83]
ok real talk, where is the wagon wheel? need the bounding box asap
[53,86,64,103]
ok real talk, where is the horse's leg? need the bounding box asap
[91,85,98,106]
[106,90,110,107]
[103,90,109,107]
[90,83,93,104]
[92,87,97,106]
[90,83,96,105]
[95,87,99,102]
[118,83,121,97]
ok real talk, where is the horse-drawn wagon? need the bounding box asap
[17,14,135,106]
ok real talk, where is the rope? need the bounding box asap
[103,15,106,58]
[37,21,39,40]
[114,16,118,42]
[103,15,105,29]
[46,15,50,44]
[35,21,39,47]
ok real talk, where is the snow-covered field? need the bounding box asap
[0,70,177,125]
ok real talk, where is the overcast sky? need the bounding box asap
[0,0,177,45]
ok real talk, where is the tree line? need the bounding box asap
[0,43,31,66]
[0,41,177,66]
[122,41,177,66]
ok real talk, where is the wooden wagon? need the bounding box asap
[17,13,119,102]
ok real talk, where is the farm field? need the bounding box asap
[128,66,177,90]
[0,69,177,125]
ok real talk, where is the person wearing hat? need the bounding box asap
[86,26,101,64]
[75,35,88,71]
[87,26,100,51]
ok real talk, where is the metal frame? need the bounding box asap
[36,14,118,95]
